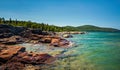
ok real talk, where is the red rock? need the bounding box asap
[50,38,70,47]
[0,62,25,70]
[0,46,25,60]
[39,37,52,43]
[19,53,55,64]
[51,38,60,44]
[17,52,28,57]
[0,43,56,66]
[0,36,24,45]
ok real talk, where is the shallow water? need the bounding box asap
[19,32,120,70]
[58,32,120,70]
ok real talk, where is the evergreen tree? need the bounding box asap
[0,17,65,32]
[9,18,12,23]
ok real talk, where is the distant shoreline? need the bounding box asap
[0,17,120,32]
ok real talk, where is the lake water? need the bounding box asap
[55,32,120,70]
[19,32,120,70]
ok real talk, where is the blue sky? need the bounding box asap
[0,0,120,29]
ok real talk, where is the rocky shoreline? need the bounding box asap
[0,24,74,70]
[0,24,71,46]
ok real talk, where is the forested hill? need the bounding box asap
[62,25,120,32]
[0,17,119,32]
[76,25,120,32]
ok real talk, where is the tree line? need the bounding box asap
[1,17,116,32]
[0,17,66,32]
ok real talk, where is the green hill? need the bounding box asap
[76,25,120,32]
[62,25,120,32]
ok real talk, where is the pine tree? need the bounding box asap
[9,18,12,23]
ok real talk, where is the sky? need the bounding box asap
[0,0,120,29]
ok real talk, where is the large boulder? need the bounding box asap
[62,34,73,38]
[50,38,70,47]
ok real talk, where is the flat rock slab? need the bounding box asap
[0,46,25,60]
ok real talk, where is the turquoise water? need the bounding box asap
[62,32,120,70]
[19,32,120,70]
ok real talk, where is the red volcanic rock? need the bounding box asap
[50,38,70,47]
[0,45,56,70]
[0,45,56,65]
[51,38,60,44]
[0,46,25,61]
[39,36,61,44]
[59,39,69,46]
[17,52,28,57]
[17,53,56,64]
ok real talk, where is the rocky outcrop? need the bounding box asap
[0,24,52,44]
[16,53,56,64]
[0,45,56,70]
[0,24,71,47]
[0,62,25,70]
[57,31,86,36]
[0,46,25,63]
[0,24,50,37]
[0,36,24,45]
[0,24,72,70]
[0,25,14,38]
[50,38,70,47]
[39,38,52,43]
[38,36,70,47]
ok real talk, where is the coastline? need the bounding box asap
[0,24,77,70]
